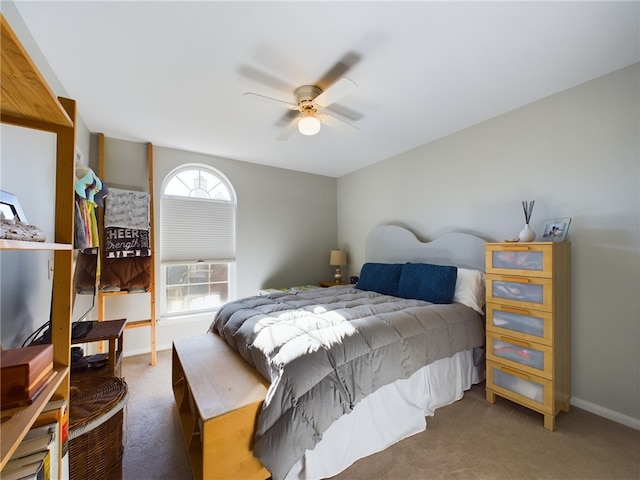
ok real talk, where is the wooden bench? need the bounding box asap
[172,333,270,480]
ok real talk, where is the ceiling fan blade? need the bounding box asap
[319,113,359,134]
[316,51,362,91]
[324,103,364,122]
[276,117,300,141]
[237,65,295,93]
[243,92,298,110]
[314,77,357,109]
[276,109,300,128]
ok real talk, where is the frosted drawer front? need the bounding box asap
[491,308,543,337]
[487,333,553,380]
[490,365,546,406]
[485,244,553,278]
[492,250,544,272]
[486,275,553,311]
[487,361,554,415]
[486,304,553,346]
[493,280,543,304]
[491,338,544,371]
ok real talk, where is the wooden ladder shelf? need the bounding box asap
[96,135,157,366]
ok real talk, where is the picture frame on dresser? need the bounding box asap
[542,217,571,242]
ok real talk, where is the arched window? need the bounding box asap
[160,165,236,317]
[163,168,232,200]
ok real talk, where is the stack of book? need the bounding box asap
[1,398,68,480]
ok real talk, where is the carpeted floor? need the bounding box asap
[121,349,639,480]
[121,349,192,480]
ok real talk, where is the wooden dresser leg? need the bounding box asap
[486,389,496,404]
[544,414,556,431]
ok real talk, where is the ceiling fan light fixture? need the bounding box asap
[298,114,321,136]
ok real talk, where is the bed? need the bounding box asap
[206,225,487,480]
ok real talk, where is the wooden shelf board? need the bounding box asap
[70,350,122,378]
[99,290,148,297]
[0,367,68,470]
[1,15,73,129]
[0,239,72,251]
[125,319,152,329]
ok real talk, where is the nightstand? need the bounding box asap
[318,281,351,287]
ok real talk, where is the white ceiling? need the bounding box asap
[12,1,639,177]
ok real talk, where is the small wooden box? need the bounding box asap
[1,344,54,409]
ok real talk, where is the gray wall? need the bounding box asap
[0,126,56,349]
[338,64,640,427]
[96,137,337,353]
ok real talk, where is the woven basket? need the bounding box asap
[69,375,128,480]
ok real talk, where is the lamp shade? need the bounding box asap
[329,249,347,266]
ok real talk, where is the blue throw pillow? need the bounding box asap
[397,263,458,304]
[355,263,404,296]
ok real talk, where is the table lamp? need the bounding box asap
[329,249,347,283]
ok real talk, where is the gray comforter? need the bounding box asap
[210,286,484,480]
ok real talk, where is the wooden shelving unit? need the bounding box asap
[96,135,157,366]
[0,13,76,474]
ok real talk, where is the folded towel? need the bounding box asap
[104,187,150,230]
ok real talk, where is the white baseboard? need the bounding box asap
[571,397,640,431]
[122,315,211,359]
[123,344,171,358]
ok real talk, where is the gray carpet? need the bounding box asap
[121,349,192,480]
[122,350,639,480]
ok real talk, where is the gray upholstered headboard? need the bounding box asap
[365,225,486,271]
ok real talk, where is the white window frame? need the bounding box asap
[162,260,236,319]
[159,164,236,319]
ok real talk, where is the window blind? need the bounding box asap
[161,196,235,262]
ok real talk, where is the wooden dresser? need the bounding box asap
[485,241,571,430]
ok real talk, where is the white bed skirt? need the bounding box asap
[286,349,484,480]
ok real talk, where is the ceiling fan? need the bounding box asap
[243,77,359,140]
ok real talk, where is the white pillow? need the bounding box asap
[453,268,485,314]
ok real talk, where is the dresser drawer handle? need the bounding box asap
[500,366,531,381]
[499,306,532,316]
[499,245,532,251]
[499,276,530,284]
[500,336,532,348]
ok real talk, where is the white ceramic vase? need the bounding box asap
[519,223,536,242]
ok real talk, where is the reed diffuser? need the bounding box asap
[519,200,536,242]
